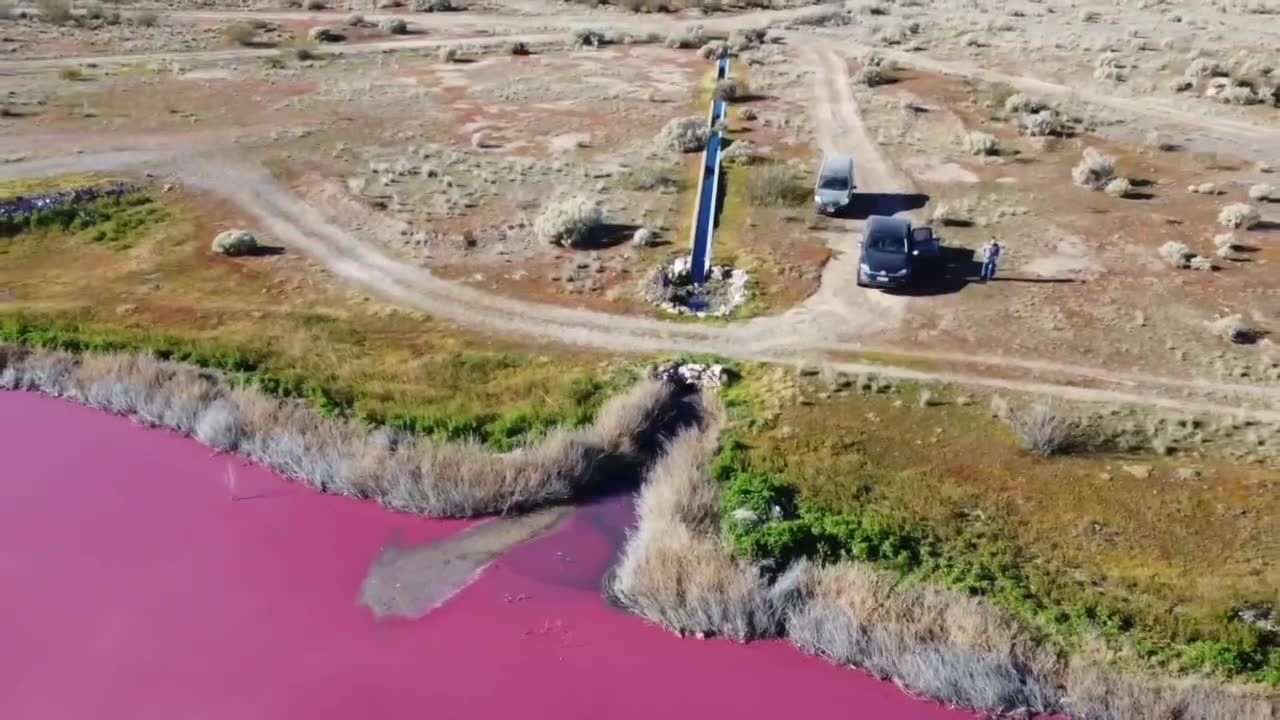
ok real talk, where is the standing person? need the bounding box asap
[980,238,1002,282]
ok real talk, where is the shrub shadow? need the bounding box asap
[247,244,287,257]
[583,222,641,249]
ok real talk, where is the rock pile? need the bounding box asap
[644,257,750,318]
[651,361,729,390]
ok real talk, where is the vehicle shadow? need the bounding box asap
[884,246,979,297]
[832,192,931,220]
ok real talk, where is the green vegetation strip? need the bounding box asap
[0,192,168,248]
[0,315,638,452]
[715,432,1280,685]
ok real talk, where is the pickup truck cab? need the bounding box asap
[857,215,939,289]
[814,153,856,215]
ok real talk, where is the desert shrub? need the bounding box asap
[1072,148,1116,190]
[664,25,705,49]
[571,27,606,48]
[1158,240,1194,268]
[380,18,407,34]
[1217,85,1259,105]
[620,163,683,192]
[1007,403,1076,455]
[294,46,318,61]
[306,26,339,43]
[1190,182,1219,195]
[1218,202,1261,229]
[211,229,258,256]
[1019,109,1063,137]
[854,65,894,86]
[930,202,967,226]
[1185,57,1228,77]
[1105,177,1133,198]
[745,164,809,207]
[221,22,258,46]
[655,116,710,153]
[1003,93,1047,115]
[36,0,71,24]
[129,10,159,26]
[507,40,530,55]
[534,195,603,248]
[303,0,326,9]
[699,40,729,60]
[962,131,999,156]
[1248,183,1275,201]
[344,12,365,26]
[721,139,761,166]
[438,45,459,62]
[417,0,453,10]
[56,67,83,81]
[727,27,765,52]
[713,78,748,102]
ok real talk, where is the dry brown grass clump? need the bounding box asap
[0,345,688,518]
[608,399,784,641]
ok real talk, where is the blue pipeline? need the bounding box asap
[689,56,731,286]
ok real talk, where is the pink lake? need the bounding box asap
[0,390,977,720]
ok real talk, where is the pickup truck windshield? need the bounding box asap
[819,176,849,191]
[866,233,907,254]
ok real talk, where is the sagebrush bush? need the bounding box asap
[1105,177,1133,198]
[721,139,761,166]
[1007,403,1076,456]
[36,0,72,24]
[1003,93,1046,115]
[1158,240,1193,268]
[714,78,748,102]
[1218,202,1261,229]
[380,18,408,34]
[1248,183,1275,201]
[854,65,894,86]
[699,41,729,60]
[222,22,258,45]
[438,45,459,62]
[534,195,602,247]
[664,25,706,49]
[962,131,999,156]
[211,230,258,256]
[1019,109,1062,137]
[1072,148,1117,190]
[655,116,710,153]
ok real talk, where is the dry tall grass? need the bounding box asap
[0,345,689,518]
[608,399,786,641]
[605,384,1278,717]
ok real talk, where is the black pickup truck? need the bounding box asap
[856,215,940,289]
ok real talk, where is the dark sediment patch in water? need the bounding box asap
[0,390,975,720]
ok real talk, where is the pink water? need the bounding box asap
[0,391,975,720]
